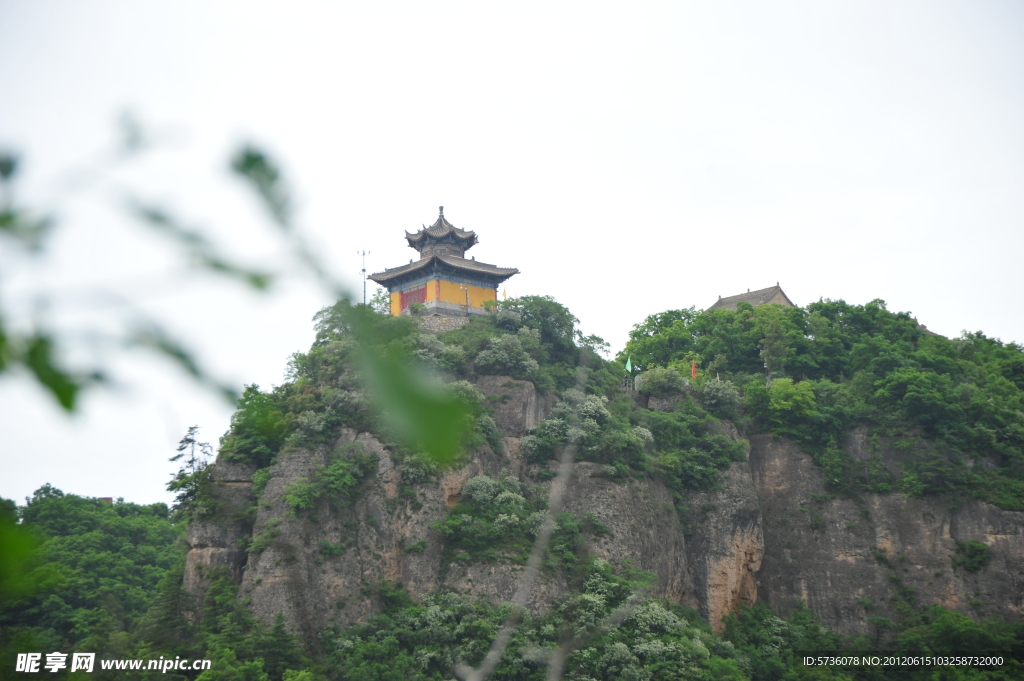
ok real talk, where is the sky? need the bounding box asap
[1,1,1022,507]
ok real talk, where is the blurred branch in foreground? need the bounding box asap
[1,119,629,681]
[0,116,472,463]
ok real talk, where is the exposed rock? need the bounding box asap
[182,460,257,620]
[647,395,685,412]
[685,461,763,632]
[182,382,1024,638]
[749,434,1024,634]
[473,375,557,437]
[229,440,694,634]
[561,463,691,604]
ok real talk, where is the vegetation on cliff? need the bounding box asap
[4,483,1022,680]
[207,295,746,525]
[5,295,1024,680]
[620,299,1024,511]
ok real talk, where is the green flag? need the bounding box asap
[625,356,632,372]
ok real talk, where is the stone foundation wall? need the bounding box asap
[416,314,471,334]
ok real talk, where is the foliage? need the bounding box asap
[323,558,1024,681]
[8,129,1024,680]
[408,332,467,374]
[320,559,701,681]
[219,385,292,468]
[433,474,583,570]
[0,500,40,608]
[951,540,991,572]
[475,330,542,381]
[699,378,741,418]
[369,287,391,316]
[722,602,842,681]
[215,297,479,475]
[185,570,310,681]
[518,380,746,502]
[251,468,272,498]
[0,150,94,408]
[745,379,820,440]
[317,586,1024,681]
[168,426,215,519]
[0,486,183,674]
[621,299,1024,510]
[637,366,687,398]
[282,443,377,516]
[439,295,601,394]
[0,486,313,680]
[6,482,1022,681]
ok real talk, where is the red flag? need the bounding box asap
[691,360,697,379]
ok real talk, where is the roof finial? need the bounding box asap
[439,205,444,215]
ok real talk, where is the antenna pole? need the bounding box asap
[357,250,370,307]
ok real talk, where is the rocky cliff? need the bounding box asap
[184,378,1024,638]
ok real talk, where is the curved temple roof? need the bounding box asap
[369,253,519,287]
[405,206,479,250]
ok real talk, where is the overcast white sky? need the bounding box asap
[2,1,1022,507]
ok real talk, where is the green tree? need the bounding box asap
[637,366,686,398]
[1,487,181,663]
[369,286,391,315]
[168,426,214,517]
[759,312,790,386]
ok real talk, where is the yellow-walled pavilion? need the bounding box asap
[369,207,519,317]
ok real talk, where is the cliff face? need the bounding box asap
[748,432,1024,634]
[183,379,1024,636]
[183,461,257,621]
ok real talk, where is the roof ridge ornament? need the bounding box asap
[439,206,444,215]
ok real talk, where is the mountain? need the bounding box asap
[7,295,1023,680]
[176,296,1024,677]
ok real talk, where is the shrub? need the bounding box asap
[251,467,272,498]
[219,385,291,467]
[699,378,740,415]
[951,540,991,572]
[520,418,568,463]
[282,443,377,515]
[410,332,466,373]
[637,366,686,398]
[474,331,540,379]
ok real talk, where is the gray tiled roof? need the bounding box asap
[369,253,518,284]
[405,207,479,249]
[708,284,795,310]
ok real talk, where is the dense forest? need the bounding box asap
[3,296,1023,680]
[619,299,1024,512]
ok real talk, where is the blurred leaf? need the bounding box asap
[230,146,292,228]
[345,306,472,465]
[23,334,80,411]
[131,324,239,404]
[117,111,146,154]
[0,152,17,181]
[0,320,8,373]
[126,198,274,290]
[359,347,471,466]
[0,209,55,252]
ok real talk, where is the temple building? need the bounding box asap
[708,283,795,311]
[369,207,519,317]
